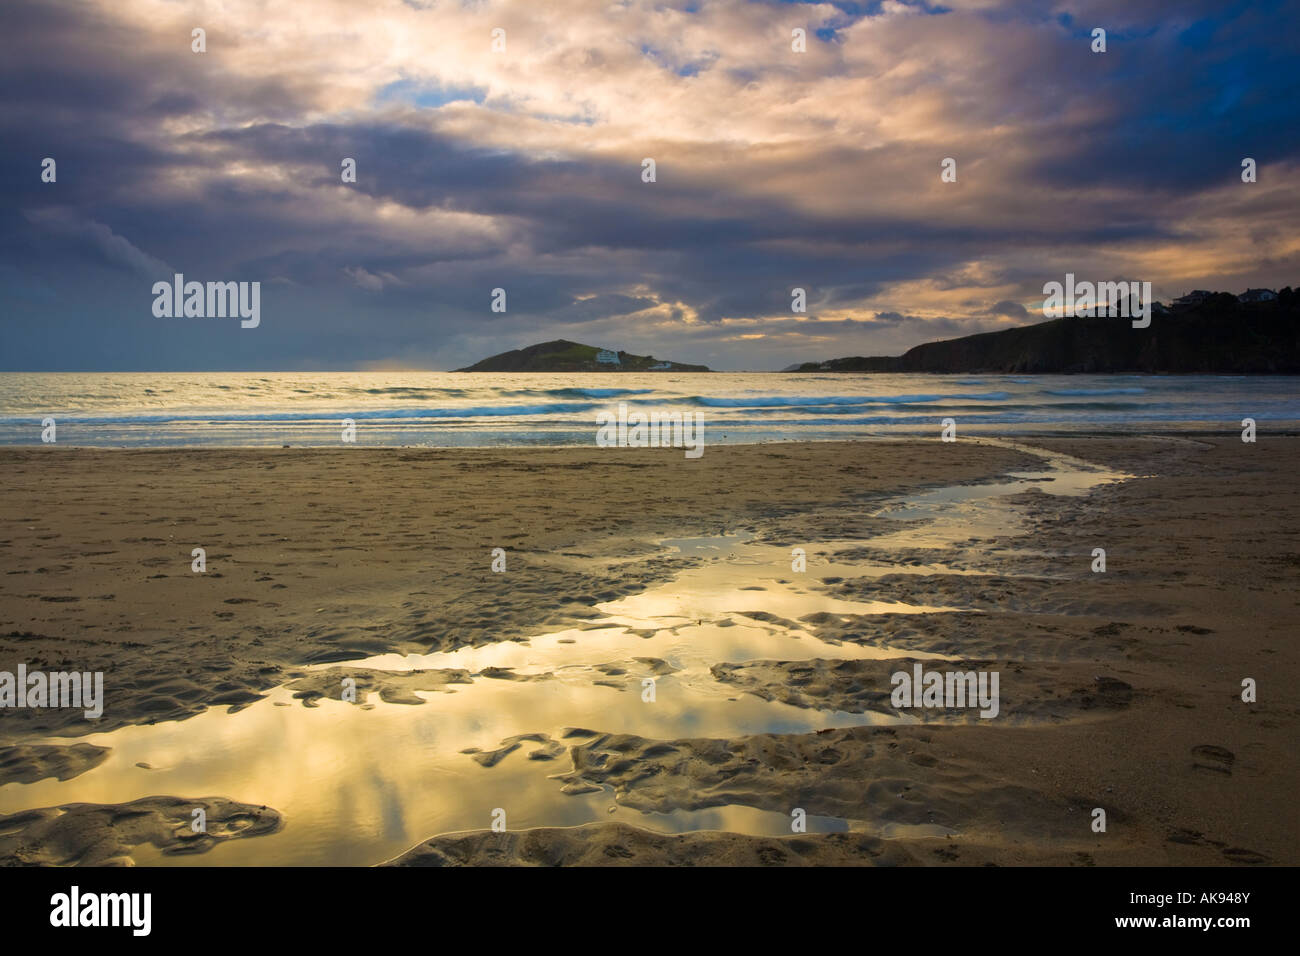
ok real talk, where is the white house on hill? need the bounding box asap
[595,349,621,365]
[1237,288,1277,303]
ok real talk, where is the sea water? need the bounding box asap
[0,371,1295,446]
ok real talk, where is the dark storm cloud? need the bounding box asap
[989,300,1028,319]
[1,0,1298,370]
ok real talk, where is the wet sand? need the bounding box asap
[0,441,1035,738]
[1,437,1297,866]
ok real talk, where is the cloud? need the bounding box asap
[989,299,1028,318]
[1,0,1297,370]
[344,266,387,291]
[24,208,172,278]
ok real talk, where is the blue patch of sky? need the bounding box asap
[768,0,948,43]
[640,42,717,77]
[769,0,947,15]
[374,78,488,109]
[771,0,881,14]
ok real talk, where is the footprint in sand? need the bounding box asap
[1191,744,1235,775]
[1221,847,1270,864]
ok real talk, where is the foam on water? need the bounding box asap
[1,371,1295,446]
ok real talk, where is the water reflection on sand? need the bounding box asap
[0,440,1129,865]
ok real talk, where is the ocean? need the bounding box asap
[1,372,1297,447]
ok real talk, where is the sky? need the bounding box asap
[2,0,1298,371]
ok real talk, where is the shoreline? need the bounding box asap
[3,426,1299,453]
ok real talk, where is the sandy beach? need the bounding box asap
[1,436,1296,866]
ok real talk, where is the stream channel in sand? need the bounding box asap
[0,441,1131,865]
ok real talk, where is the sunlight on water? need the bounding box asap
[1,371,1296,445]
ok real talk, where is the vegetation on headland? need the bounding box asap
[455,339,710,372]
[790,288,1300,373]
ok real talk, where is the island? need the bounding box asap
[455,339,709,372]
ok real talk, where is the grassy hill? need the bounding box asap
[455,339,709,372]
